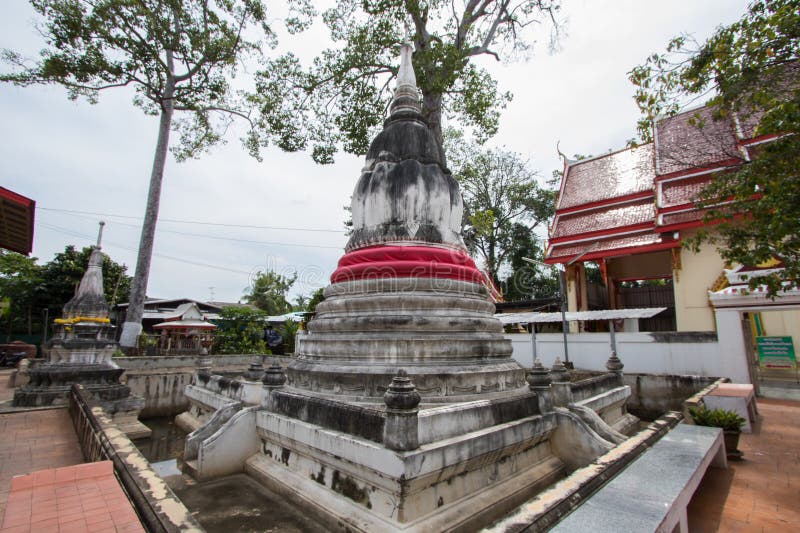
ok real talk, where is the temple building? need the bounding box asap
[545,104,800,387]
[546,104,791,328]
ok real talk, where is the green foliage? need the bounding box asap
[446,130,555,299]
[0,246,130,336]
[213,306,268,355]
[499,225,560,301]
[0,251,45,335]
[629,0,799,295]
[306,287,325,314]
[282,318,299,354]
[689,405,746,432]
[0,0,307,161]
[42,245,131,308]
[244,271,297,315]
[292,294,309,312]
[254,0,563,163]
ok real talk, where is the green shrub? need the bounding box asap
[213,306,270,355]
[688,405,745,431]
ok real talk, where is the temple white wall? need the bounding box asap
[760,309,800,352]
[673,233,724,332]
[505,332,742,380]
[566,264,587,332]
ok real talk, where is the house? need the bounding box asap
[112,298,225,335]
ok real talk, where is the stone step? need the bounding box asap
[182,459,199,479]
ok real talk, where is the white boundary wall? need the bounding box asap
[505,332,747,383]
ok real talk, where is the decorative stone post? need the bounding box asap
[383,370,421,451]
[526,357,553,412]
[262,364,287,410]
[243,359,265,382]
[606,351,624,380]
[549,357,573,407]
[195,356,212,387]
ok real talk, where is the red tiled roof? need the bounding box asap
[736,62,799,140]
[547,231,675,262]
[654,106,741,177]
[552,199,654,239]
[659,209,705,228]
[659,174,718,209]
[558,144,655,210]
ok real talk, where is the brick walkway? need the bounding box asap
[0,370,15,403]
[1,461,144,533]
[688,397,800,532]
[0,409,84,526]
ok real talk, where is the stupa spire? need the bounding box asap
[389,42,421,115]
[63,221,109,319]
[96,220,105,248]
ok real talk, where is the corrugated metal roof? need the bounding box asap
[496,307,667,324]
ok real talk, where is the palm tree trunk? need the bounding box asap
[119,76,175,350]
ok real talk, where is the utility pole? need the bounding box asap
[522,257,570,367]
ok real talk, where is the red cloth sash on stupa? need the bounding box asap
[330,245,484,284]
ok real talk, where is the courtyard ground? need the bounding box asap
[0,367,798,532]
[687,397,800,532]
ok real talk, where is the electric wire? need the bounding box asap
[39,223,256,276]
[39,209,344,250]
[37,206,346,233]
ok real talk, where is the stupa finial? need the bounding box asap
[390,42,421,115]
[397,43,417,91]
[96,221,105,249]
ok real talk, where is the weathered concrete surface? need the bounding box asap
[484,412,683,532]
[194,406,260,480]
[116,355,254,417]
[623,373,721,420]
[174,473,328,533]
[550,424,726,533]
[70,386,203,532]
[292,278,525,401]
[125,371,195,417]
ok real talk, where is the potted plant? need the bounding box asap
[688,405,746,459]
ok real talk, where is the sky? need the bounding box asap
[0,0,751,305]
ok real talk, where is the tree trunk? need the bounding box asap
[119,76,175,350]
[421,91,447,167]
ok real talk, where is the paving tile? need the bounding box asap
[86,519,116,532]
[688,398,800,532]
[58,519,89,533]
[85,511,113,525]
[0,525,31,533]
[30,511,58,525]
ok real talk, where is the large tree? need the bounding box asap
[255,0,562,164]
[629,0,799,295]
[244,270,297,316]
[446,131,555,294]
[41,245,132,310]
[0,246,131,339]
[0,251,44,338]
[1,0,311,350]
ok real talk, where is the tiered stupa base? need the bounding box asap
[13,331,150,438]
[289,277,527,402]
